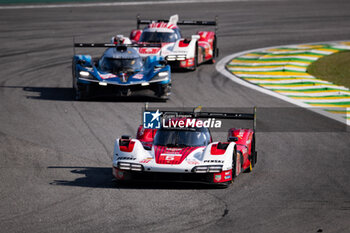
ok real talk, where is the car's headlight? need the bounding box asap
[166,55,186,61]
[117,162,143,171]
[79,71,95,80]
[152,71,169,81]
[192,165,223,173]
[79,71,90,77]
[158,72,168,78]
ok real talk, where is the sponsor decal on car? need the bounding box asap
[215,175,222,182]
[161,154,182,160]
[116,170,124,179]
[139,48,160,54]
[186,160,200,165]
[133,74,144,80]
[204,160,224,163]
[140,159,152,163]
[99,73,117,79]
[116,157,136,160]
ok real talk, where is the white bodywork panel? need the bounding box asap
[112,139,235,173]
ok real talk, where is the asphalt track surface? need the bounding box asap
[0,0,349,232]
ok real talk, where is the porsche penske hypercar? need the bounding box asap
[72,40,171,100]
[112,109,257,187]
[128,14,219,70]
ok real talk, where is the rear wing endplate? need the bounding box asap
[73,42,161,55]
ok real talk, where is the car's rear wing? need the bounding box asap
[144,105,257,132]
[136,15,218,32]
[74,43,162,48]
[73,42,162,55]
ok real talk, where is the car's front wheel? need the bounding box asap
[155,83,171,100]
[73,83,90,101]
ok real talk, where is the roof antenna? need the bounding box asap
[137,14,140,29]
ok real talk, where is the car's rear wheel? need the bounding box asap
[155,83,171,101]
[251,135,257,167]
[209,36,218,64]
[232,149,237,179]
[190,43,198,71]
[245,156,253,173]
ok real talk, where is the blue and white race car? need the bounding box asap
[72,41,171,100]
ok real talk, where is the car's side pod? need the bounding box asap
[197,31,216,44]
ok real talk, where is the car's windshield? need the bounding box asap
[100,57,142,74]
[153,128,211,147]
[139,31,179,43]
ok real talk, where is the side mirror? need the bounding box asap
[120,135,132,147]
[121,135,132,140]
[77,59,86,65]
[228,136,239,142]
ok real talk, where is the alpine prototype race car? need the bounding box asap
[128,14,219,70]
[112,108,257,188]
[72,40,171,100]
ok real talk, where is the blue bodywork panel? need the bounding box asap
[73,47,171,86]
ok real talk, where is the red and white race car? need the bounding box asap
[128,14,219,70]
[112,108,257,188]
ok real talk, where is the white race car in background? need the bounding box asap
[128,14,219,70]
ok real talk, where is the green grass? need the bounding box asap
[307,51,350,89]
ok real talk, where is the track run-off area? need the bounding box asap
[217,41,350,125]
[0,0,349,232]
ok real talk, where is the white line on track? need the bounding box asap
[0,0,278,10]
[215,41,350,126]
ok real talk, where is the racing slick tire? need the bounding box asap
[155,83,171,101]
[74,83,90,101]
[209,36,218,64]
[72,59,90,100]
[251,135,257,167]
[245,155,253,173]
[190,43,198,71]
[232,150,242,178]
[232,149,238,179]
